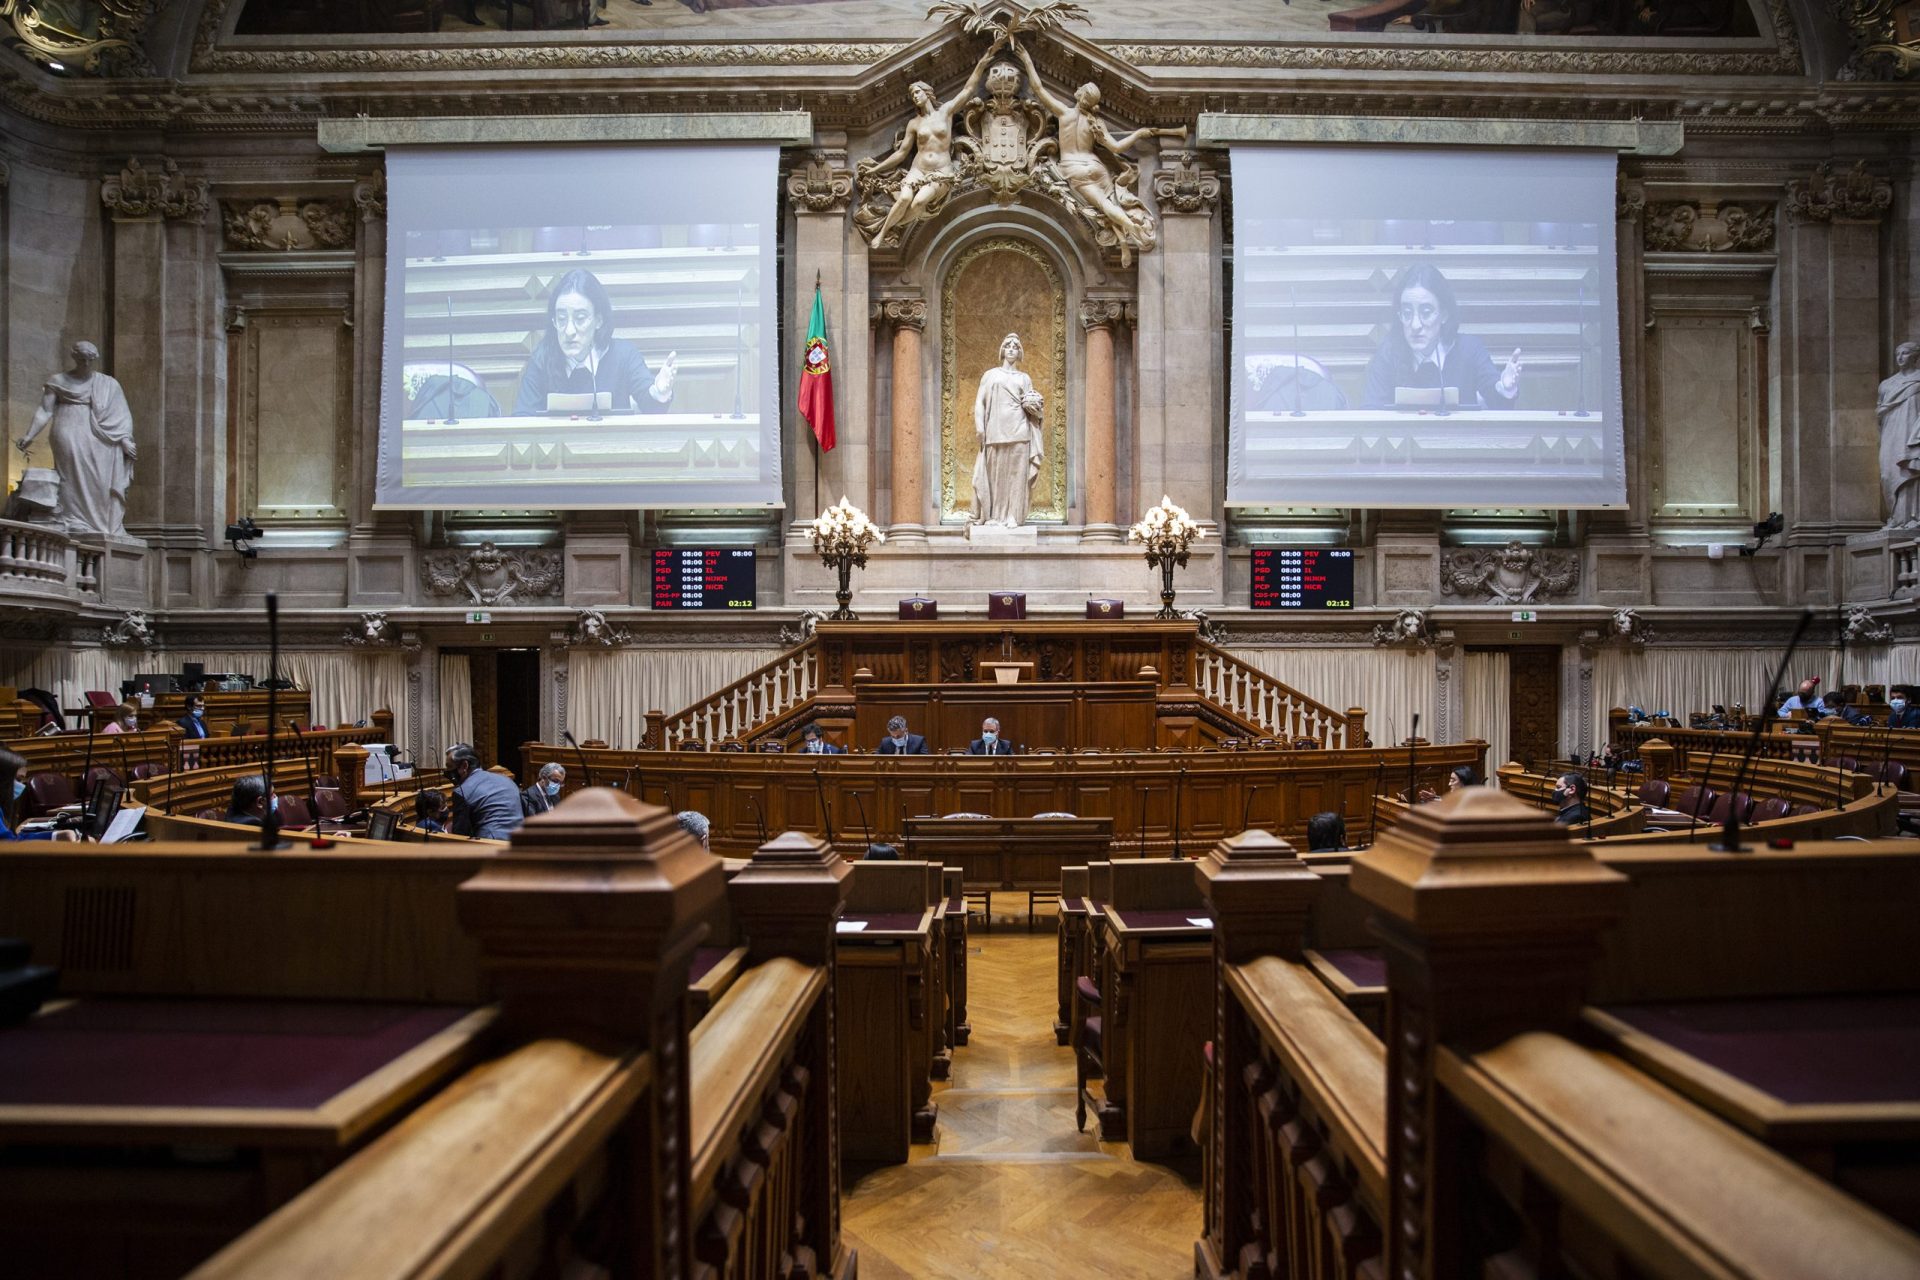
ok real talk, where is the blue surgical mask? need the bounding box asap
[982,730,998,744]
[10,779,22,801]
[1894,699,1908,711]
[270,794,280,815]
[545,781,560,796]
[190,708,203,719]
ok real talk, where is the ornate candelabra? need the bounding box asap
[804,497,884,621]
[1128,495,1204,620]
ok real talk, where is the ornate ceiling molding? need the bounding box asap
[2,0,154,76]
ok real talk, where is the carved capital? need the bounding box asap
[353,168,387,223]
[1151,151,1221,215]
[222,197,354,252]
[1615,178,1646,224]
[1785,160,1892,225]
[1079,297,1128,332]
[1643,200,1775,253]
[786,150,854,214]
[101,158,209,223]
[879,297,927,333]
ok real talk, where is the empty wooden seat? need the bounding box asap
[1636,778,1671,807]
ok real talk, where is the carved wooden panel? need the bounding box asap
[1507,646,1561,770]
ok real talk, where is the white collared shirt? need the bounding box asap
[564,347,602,378]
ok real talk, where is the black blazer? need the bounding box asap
[177,715,210,740]
[522,783,556,816]
[1888,706,1920,729]
[875,734,929,755]
[969,738,1016,756]
[1553,801,1591,826]
[513,336,673,416]
[799,741,845,755]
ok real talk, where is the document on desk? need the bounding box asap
[835,920,868,933]
[102,806,145,844]
[1188,917,1214,929]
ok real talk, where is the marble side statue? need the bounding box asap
[971,332,1045,527]
[857,42,1002,249]
[1012,42,1183,262]
[1878,340,1920,529]
[14,341,136,539]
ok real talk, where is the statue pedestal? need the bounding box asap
[965,523,1038,546]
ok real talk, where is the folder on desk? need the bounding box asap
[546,391,613,414]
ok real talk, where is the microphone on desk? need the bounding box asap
[563,731,595,789]
[746,792,769,846]
[1406,713,1420,805]
[852,790,886,858]
[256,593,288,852]
[1713,608,1813,854]
[1240,784,1258,835]
[812,766,835,845]
[1171,765,1187,860]
[292,724,332,848]
[1686,733,1721,845]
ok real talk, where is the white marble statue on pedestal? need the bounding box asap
[13,341,137,539]
[1879,340,1920,529]
[971,333,1044,527]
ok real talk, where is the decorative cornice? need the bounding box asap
[1643,200,1775,253]
[1784,160,1893,224]
[1079,297,1128,331]
[222,197,354,251]
[786,150,854,214]
[352,168,386,223]
[878,297,927,332]
[1151,151,1221,215]
[101,157,209,222]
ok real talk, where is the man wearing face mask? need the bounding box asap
[875,715,928,755]
[224,774,274,828]
[522,761,566,816]
[446,744,524,840]
[1888,686,1920,729]
[1550,772,1591,826]
[969,716,1016,756]
[177,694,211,740]
[799,723,844,755]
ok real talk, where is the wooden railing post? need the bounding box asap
[728,830,854,1277]
[332,743,369,810]
[1638,736,1676,781]
[1195,829,1325,1276]
[458,790,724,1280]
[1350,789,1627,1280]
[1347,706,1367,749]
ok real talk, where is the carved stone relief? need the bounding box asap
[1827,0,1920,79]
[1151,152,1221,214]
[353,169,387,223]
[786,151,854,214]
[1370,609,1435,648]
[1785,161,1893,224]
[101,609,154,647]
[1439,541,1580,603]
[420,541,563,605]
[1843,605,1894,643]
[571,607,634,647]
[1643,201,1775,253]
[101,158,209,222]
[222,198,354,252]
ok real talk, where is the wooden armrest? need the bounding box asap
[1227,955,1387,1207]
[1439,1032,1920,1279]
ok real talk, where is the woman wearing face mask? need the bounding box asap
[1362,263,1522,410]
[1,748,57,840]
[523,761,566,816]
[101,703,139,734]
[511,268,677,416]
[1888,686,1920,729]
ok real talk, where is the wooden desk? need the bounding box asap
[853,679,1159,752]
[87,690,313,734]
[835,906,937,1164]
[1098,905,1214,1160]
[940,866,970,1051]
[0,997,492,1280]
[905,814,1113,890]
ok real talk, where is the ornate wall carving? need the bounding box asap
[1827,0,1920,79]
[1151,152,1221,214]
[786,151,854,214]
[101,158,208,222]
[1,0,153,75]
[939,236,1068,523]
[1439,542,1580,603]
[1784,161,1893,224]
[421,542,564,605]
[1643,201,1775,253]
[222,197,355,252]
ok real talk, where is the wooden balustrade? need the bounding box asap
[1193,642,1364,748]
[181,713,394,772]
[6,725,178,786]
[653,640,820,748]
[87,689,316,734]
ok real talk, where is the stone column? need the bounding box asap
[882,296,928,543]
[1779,161,1892,545]
[786,148,866,532]
[1080,297,1127,543]
[100,157,213,543]
[1144,151,1223,524]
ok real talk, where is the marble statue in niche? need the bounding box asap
[971,332,1045,527]
[856,41,1003,250]
[13,341,137,539]
[1879,339,1920,529]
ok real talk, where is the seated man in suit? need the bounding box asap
[875,714,929,755]
[1888,685,1920,729]
[445,743,523,840]
[1814,690,1871,727]
[1550,772,1591,826]
[798,723,844,755]
[523,761,565,815]
[225,774,271,827]
[177,694,211,740]
[969,716,1015,755]
[415,790,448,835]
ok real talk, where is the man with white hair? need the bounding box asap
[968,716,1016,756]
[522,761,566,815]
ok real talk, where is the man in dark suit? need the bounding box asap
[522,761,565,816]
[968,716,1015,755]
[799,723,845,755]
[1550,773,1590,826]
[1888,686,1920,729]
[177,694,211,740]
[224,774,270,827]
[446,744,523,840]
[875,715,929,755]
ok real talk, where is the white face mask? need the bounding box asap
[1893,699,1908,711]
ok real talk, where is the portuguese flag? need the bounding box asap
[799,283,836,452]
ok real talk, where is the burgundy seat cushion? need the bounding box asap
[1075,976,1101,1006]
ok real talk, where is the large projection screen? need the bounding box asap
[1228,146,1625,510]
[376,144,781,510]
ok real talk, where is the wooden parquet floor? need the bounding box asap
[842,896,1202,1278]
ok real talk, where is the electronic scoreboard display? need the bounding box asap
[1250,548,1355,610]
[651,548,757,610]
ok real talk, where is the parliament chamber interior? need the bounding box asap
[2,1,1920,1277]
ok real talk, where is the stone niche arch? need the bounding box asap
[902,199,1118,527]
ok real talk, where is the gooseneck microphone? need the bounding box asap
[1172,765,1187,860]
[852,790,876,851]
[811,767,835,845]
[292,723,331,849]
[1241,784,1258,834]
[76,716,99,832]
[1686,734,1722,844]
[1406,713,1420,805]
[746,792,769,845]
[562,731,594,789]
[256,593,286,852]
[1713,609,1813,854]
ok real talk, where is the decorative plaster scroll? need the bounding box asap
[222,198,355,252]
[2,0,152,76]
[786,151,854,214]
[1784,160,1892,224]
[1643,201,1775,253]
[1828,0,1920,79]
[1616,179,1646,223]
[1151,151,1221,214]
[420,541,563,605]
[1078,297,1127,331]
[101,158,209,222]
[879,297,928,331]
[352,169,386,223]
[1439,541,1580,603]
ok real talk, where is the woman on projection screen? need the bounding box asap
[1361,263,1523,411]
[512,268,678,416]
